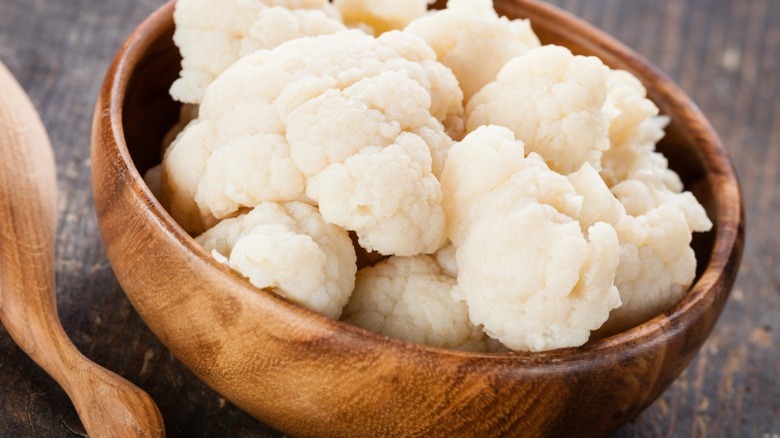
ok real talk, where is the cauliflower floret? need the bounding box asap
[195,133,306,219]
[441,125,582,245]
[343,255,491,351]
[307,132,447,256]
[600,69,712,234]
[161,119,220,233]
[442,126,621,351]
[455,205,621,352]
[466,45,611,174]
[196,202,356,318]
[612,176,712,233]
[434,243,458,278]
[162,104,200,156]
[170,0,345,104]
[334,0,433,35]
[603,207,698,334]
[567,163,710,335]
[600,70,668,187]
[405,0,541,102]
[164,31,461,255]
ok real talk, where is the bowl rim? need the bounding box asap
[99,0,744,364]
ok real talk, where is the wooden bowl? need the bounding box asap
[91,1,744,436]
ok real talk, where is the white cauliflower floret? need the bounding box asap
[455,205,621,352]
[434,243,458,278]
[600,70,668,187]
[603,207,698,334]
[162,104,200,156]
[334,0,433,35]
[612,176,712,233]
[307,132,446,256]
[170,0,345,103]
[405,0,541,102]
[567,163,710,335]
[466,45,611,174]
[343,255,491,352]
[599,69,712,234]
[195,133,306,219]
[442,126,621,352]
[161,119,220,233]
[196,202,356,318]
[441,125,582,245]
[164,31,461,254]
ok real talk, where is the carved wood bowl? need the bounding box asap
[91,1,744,436]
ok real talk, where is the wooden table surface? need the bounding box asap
[0,0,777,436]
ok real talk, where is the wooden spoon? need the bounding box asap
[0,61,165,437]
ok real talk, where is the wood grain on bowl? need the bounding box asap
[90,1,744,437]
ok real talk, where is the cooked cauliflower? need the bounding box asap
[434,243,458,278]
[161,119,221,233]
[405,0,541,102]
[196,202,356,318]
[162,104,200,156]
[156,5,716,350]
[597,69,711,229]
[170,0,345,104]
[604,207,698,334]
[306,131,447,256]
[343,255,491,351]
[612,175,712,233]
[334,0,432,35]
[456,205,621,352]
[441,125,582,245]
[442,126,621,351]
[601,70,712,234]
[466,45,611,174]
[567,163,711,335]
[600,70,668,187]
[163,31,461,256]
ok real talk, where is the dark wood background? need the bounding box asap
[0,0,777,436]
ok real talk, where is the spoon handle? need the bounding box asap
[0,61,165,437]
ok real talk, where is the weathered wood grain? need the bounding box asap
[0,0,776,436]
[0,60,164,438]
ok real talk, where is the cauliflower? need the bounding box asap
[601,70,712,234]
[334,0,433,35]
[343,255,491,352]
[196,202,356,318]
[441,125,582,245]
[442,126,621,351]
[170,0,345,104]
[603,207,699,334]
[566,163,711,335]
[600,70,670,186]
[456,206,621,352]
[162,104,200,156]
[163,30,462,256]
[433,243,458,278]
[405,0,541,102]
[154,4,716,351]
[161,119,221,233]
[466,45,611,174]
[143,104,201,206]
